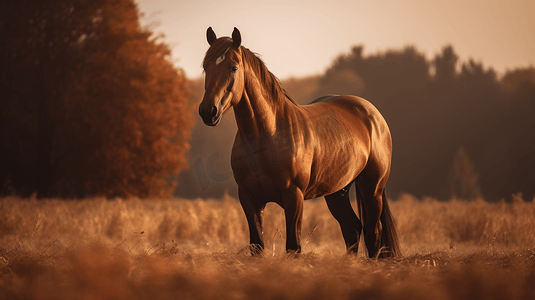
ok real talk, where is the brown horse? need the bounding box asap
[199,27,401,258]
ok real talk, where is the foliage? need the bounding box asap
[500,66,535,93]
[0,0,193,198]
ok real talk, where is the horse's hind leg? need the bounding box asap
[325,185,362,253]
[357,183,382,258]
[356,157,390,258]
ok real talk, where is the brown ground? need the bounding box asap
[1,194,534,300]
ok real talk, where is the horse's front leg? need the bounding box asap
[238,187,266,255]
[282,185,304,253]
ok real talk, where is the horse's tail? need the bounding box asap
[380,190,402,257]
[355,186,402,258]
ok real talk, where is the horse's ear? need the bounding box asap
[232,27,241,48]
[207,27,217,45]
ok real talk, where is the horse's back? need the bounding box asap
[306,95,390,135]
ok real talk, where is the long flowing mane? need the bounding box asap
[239,47,298,105]
[203,38,297,105]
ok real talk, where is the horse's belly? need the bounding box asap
[304,155,365,199]
[303,133,369,199]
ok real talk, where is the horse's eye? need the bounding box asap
[231,66,238,73]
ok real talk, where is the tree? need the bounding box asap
[0,0,193,198]
[500,66,535,93]
[433,45,458,84]
[312,70,364,101]
[449,147,482,200]
[484,66,535,200]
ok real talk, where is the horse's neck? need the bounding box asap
[234,72,295,141]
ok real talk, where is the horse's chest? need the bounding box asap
[231,136,304,186]
[232,143,296,175]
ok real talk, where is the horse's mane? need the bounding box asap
[203,38,297,106]
[202,37,233,70]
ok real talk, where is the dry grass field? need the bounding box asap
[1,193,534,300]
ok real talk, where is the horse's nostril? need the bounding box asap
[211,106,218,118]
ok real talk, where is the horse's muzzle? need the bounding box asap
[199,103,221,126]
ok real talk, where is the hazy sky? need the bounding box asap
[135,0,534,79]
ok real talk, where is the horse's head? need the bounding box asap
[199,27,245,126]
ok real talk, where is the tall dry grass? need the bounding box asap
[0,194,534,299]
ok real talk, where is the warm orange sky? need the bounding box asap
[136,0,534,79]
